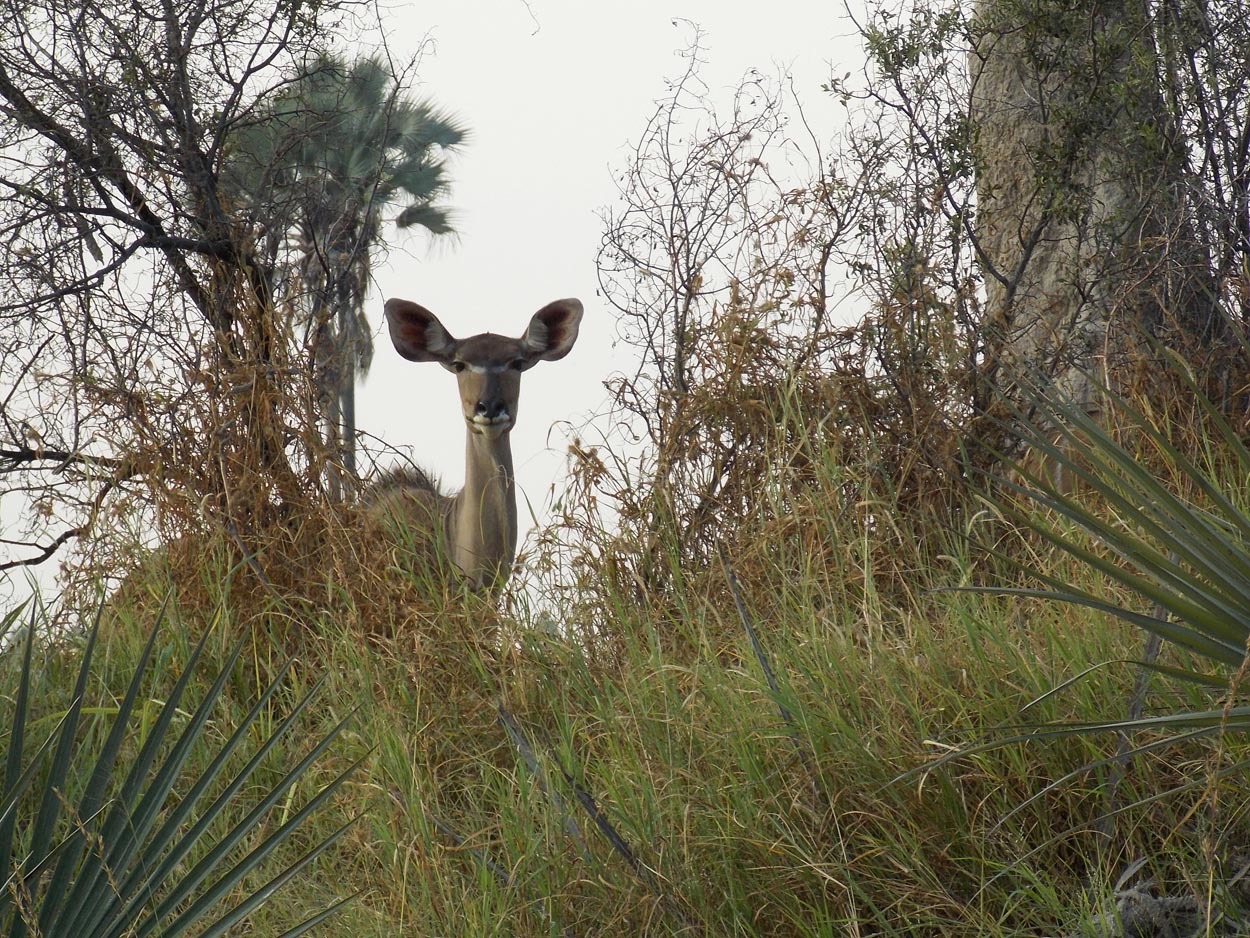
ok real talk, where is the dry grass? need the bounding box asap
[35,287,1250,935]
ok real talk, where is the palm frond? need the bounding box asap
[916,362,1250,799]
[1001,369,1250,680]
[0,598,357,937]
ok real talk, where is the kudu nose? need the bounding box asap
[475,399,508,421]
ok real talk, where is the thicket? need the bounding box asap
[5,3,1250,937]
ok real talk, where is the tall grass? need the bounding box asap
[11,354,1250,935]
[75,538,1161,935]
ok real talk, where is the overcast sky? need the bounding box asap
[360,1,866,540]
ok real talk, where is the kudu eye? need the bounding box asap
[450,361,467,374]
[510,358,528,371]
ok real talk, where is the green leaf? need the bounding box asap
[0,597,357,937]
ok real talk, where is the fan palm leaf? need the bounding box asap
[0,600,358,937]
[997,366,1250,691]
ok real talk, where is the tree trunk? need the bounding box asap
[970,0,1215,412]
[325,354,345,503]
[339,352,357,481]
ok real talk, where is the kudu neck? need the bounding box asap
[447,427,518,591]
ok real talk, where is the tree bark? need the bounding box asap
[970,0,1216,411]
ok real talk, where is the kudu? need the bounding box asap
[367,297,583,593]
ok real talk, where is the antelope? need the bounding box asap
[367,297,583,593]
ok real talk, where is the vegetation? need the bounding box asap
[0,602,358,937]
[4,0,1250,936]
[227,53,468,495]
[9,360,1249,936]
[0,0,467,575]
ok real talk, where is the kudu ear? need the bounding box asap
[521,298,583,363]
[384,298,458,363]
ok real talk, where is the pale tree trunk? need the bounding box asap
[323,324,345,503]
[970,0,1216,414]
[338,297,357,482]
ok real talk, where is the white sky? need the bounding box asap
[361,0,866,538]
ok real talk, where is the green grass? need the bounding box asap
[7,552,1222,934]
[8,403,1250,935]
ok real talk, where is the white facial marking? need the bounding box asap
[463,362,514,375]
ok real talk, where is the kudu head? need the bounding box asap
[383,298,584,440]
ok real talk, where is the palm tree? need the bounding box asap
[229,55,467,497]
